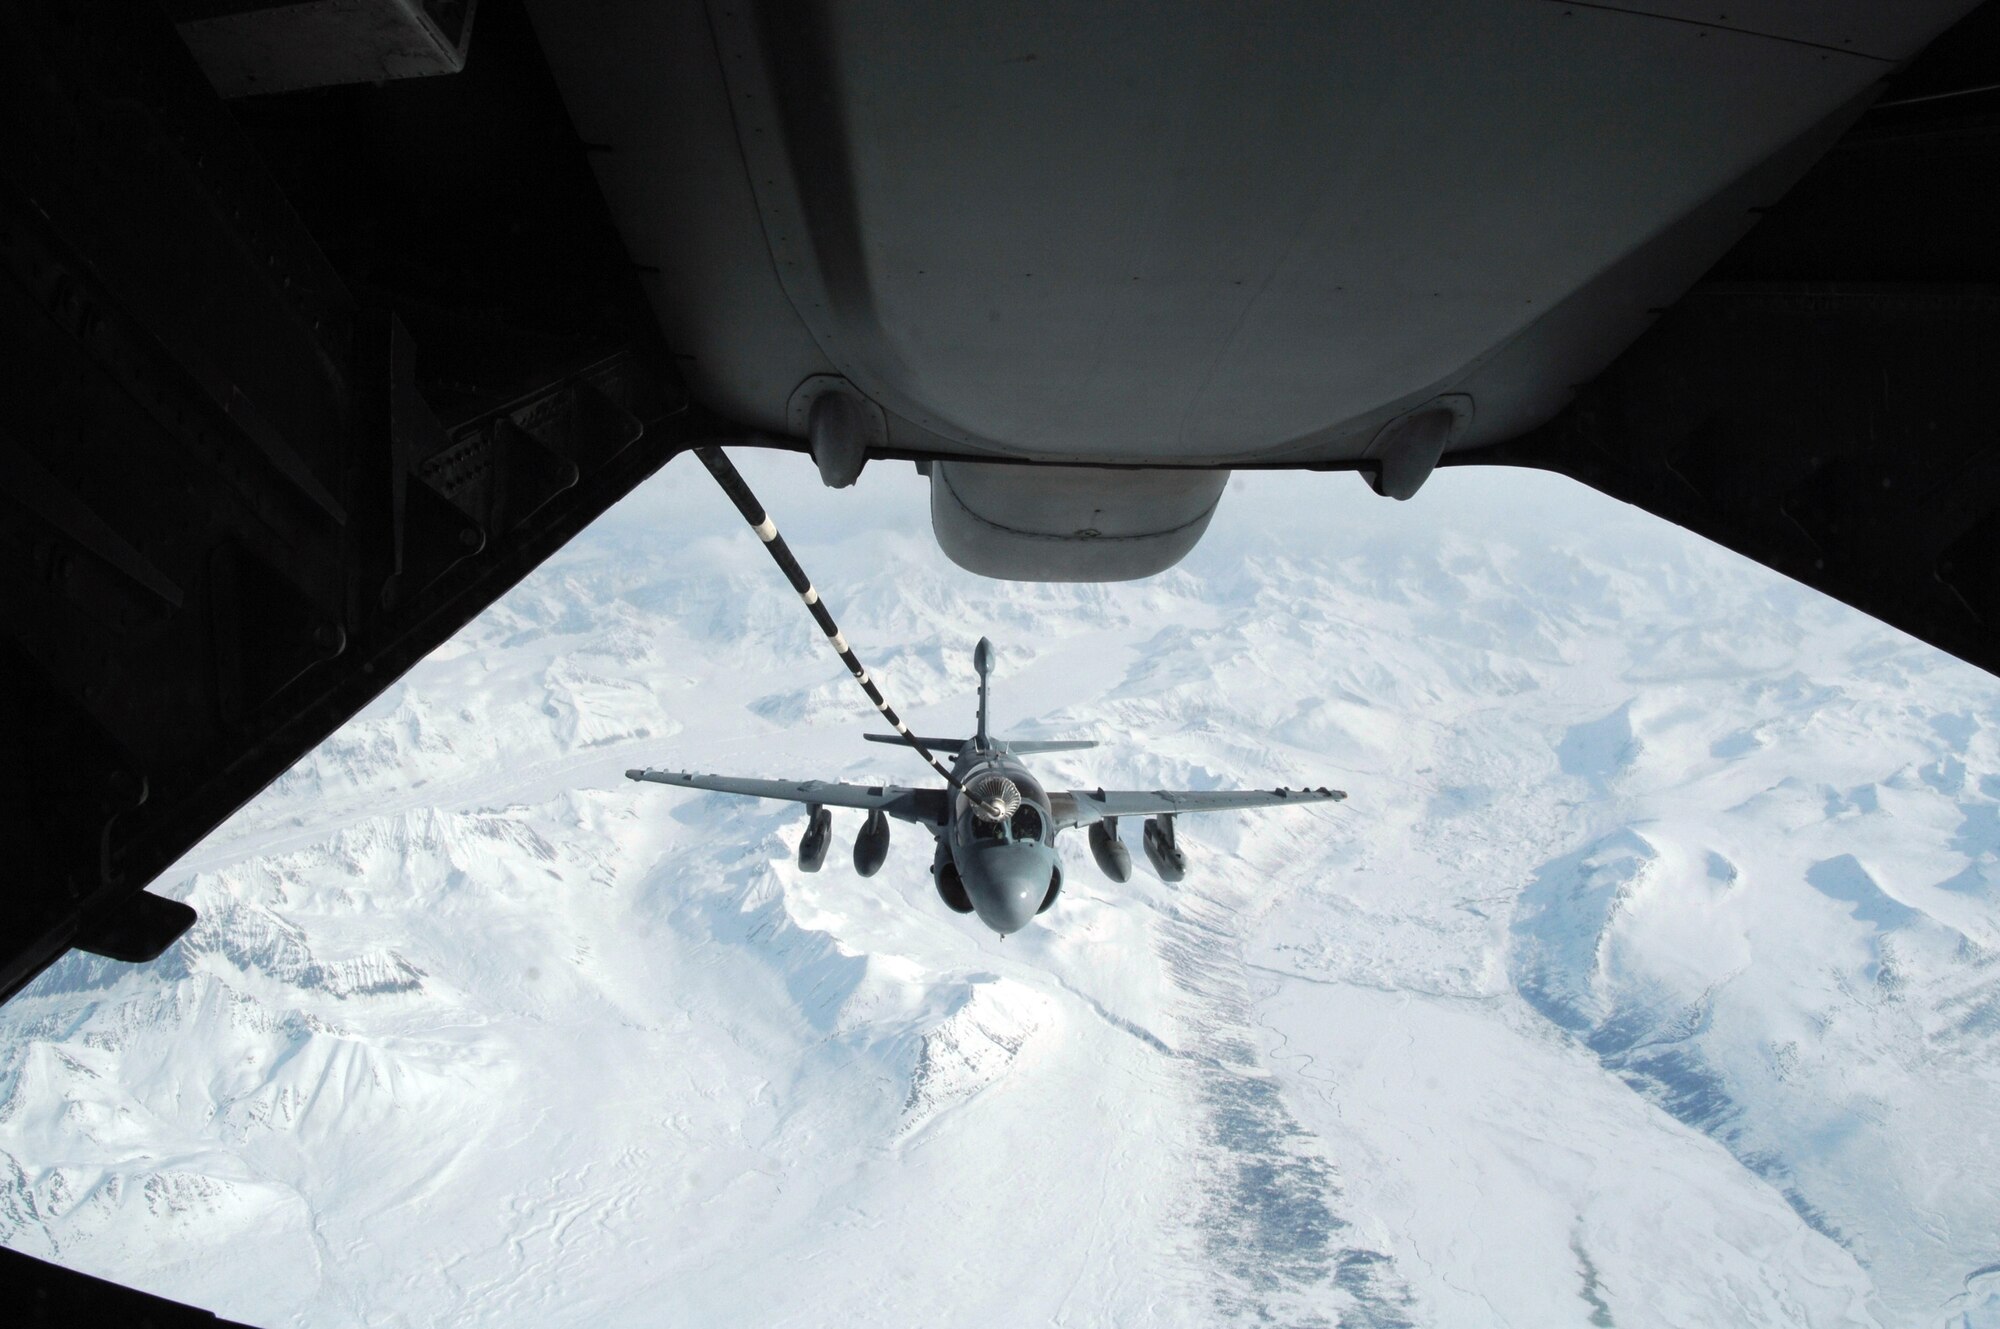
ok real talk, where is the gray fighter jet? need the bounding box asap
[628,639,1343,935]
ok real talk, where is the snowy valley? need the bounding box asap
[3,458,1998,1327]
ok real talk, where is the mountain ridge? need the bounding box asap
[2,465,1996,1326]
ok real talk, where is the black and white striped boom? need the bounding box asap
[693,446,970,798]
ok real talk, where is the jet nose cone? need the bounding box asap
[970,849,1050,935]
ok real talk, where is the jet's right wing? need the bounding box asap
[1050,785,1345,829]
[627,769,948,826]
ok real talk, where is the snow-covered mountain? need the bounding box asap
[3,458,1997,1327]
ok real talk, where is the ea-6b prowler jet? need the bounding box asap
[628,639,1343,935]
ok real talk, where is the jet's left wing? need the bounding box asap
[627,768,948,826]
[1051,785,1345,829]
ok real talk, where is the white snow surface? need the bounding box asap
[4,459,1999,1327]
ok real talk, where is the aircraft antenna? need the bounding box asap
[694,446,1004,816]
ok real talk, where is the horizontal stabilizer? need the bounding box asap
[863,733,968,752]
[862,734,1098,754]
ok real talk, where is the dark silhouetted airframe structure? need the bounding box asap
[2,0,1997,1312]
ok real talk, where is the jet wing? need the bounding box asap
[626,768,948,826]
[1051,785,1345,829]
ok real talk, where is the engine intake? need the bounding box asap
[932,842,973,913]
[1038,865,1064,915]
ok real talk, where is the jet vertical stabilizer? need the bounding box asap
[973,638,995,750]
